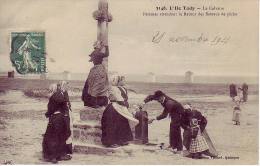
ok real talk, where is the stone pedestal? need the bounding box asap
[72,107,150,155]
[79,107,104,121]
[73,120,101,144]
[72,107,107,154]
[72,114,158,156]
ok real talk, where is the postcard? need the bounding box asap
[0,0,258,164]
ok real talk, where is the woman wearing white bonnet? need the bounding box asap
[59,80,73,154]
[49,83,57,95]
[60,80,69,92]
[101,74,138,147]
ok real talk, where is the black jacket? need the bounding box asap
[155,95,184,126]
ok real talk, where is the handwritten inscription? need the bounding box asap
[152,31,230,46]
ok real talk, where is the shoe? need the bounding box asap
[57,154,72,161]
[44,158,58,164]
[119,142,129,146]
[192,154,202,159]
[106,144,119,148]
[175,150,182,154]
[50,158,58,164]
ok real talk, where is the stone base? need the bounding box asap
[74,107,103,145]
[73,106,153,155]
[73,120,101,144]
[73,141,116,155]
[79,106,104,121]
[73,141,158,155]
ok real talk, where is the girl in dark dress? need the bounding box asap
[182,104,217,159]
[42,83,71,163]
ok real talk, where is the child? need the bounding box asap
[232,96,241,125]
[182,104,216,159]
[189,117,210,159]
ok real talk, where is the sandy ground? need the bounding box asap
[0,90,258,164]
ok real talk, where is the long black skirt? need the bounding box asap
[183,129,191,150]
[101,104,133,146]
[42,113,67,160]
[63,115,72,154]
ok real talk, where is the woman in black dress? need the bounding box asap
[101,75,138,147]
[42,83,72,163]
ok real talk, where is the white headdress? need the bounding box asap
[60,80,69,92]
[49,83,57,95]
[110,74,120,86]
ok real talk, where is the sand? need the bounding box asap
[0,89,258,164]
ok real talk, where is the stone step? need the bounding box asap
[73,120,101,130]
[73,121,102,144]
[73,140,160,156]
[79,107,104,121]
[73,141,117,155]
[73,130,101,144]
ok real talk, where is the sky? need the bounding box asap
[0,0,258,76]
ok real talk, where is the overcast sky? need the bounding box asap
[0,0,258,76]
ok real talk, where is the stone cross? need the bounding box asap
[93,0,112,71]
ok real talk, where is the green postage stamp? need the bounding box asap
[10,32,46,74]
